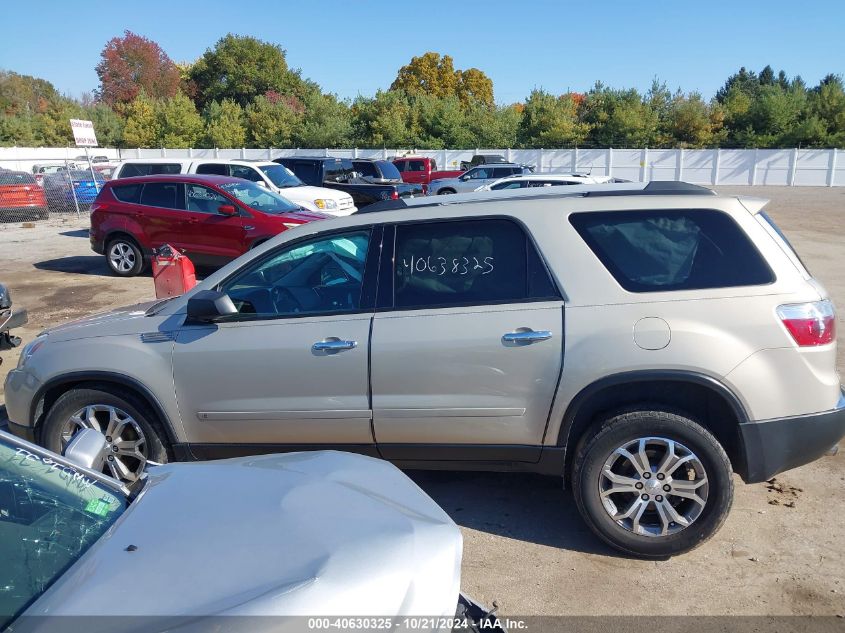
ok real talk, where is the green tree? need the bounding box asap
[204,99,246,147]
[805,75,845,146]
[189,34,307,108]
[244,94,302,147]
[352,90,415,147]
[665,93,725,147]
[88,102,125,147]
[518,89,590,147]
[122,92,160,147]
[295,93,353,148]
[157,92,203,147]
[581,84,659,147]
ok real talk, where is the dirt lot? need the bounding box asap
[1,186,844,616]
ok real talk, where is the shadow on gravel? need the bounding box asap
[409,469,625,557]
[33,256,213,280]
[59,229,90,238]
[34,255,117,277]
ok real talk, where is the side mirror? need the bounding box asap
[460,175,469,181]
[218,204,237,216]
[64,428,108,472]
[186,290,239,323]
[255,180,268,188]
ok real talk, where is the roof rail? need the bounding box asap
[356,180,715,214]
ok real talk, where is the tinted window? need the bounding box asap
[139,183,185,210]
[119,163,181,178]
[466,168,490,180]
[376,161,402,180]
[228,165,263,182]
[285,161,319,184]
[195,163,228,176]
[492,167,518,178]
[407,160,425,172]
[570,210,774,292]
[430,158,437,171]
[353,161,379,178]
[221,231,371,318]
[324,160,354,183]
[186,184,229,214]
[0,172,36,185]
[111,183,142,204]
[394,160,407,172]
[394,219,557,309]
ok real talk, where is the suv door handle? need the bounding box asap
[502,329,553,344]
[312,338,358,352]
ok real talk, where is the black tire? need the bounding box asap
[437,188,456,195]
[572,408,733,558]
[106,235,144,277]
[41,386,170,482]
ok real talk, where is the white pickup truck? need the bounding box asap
[111,159,356,216]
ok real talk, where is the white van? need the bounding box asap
[111,159,356,216]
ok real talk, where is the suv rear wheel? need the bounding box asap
[41,386,169,483]
[572,409,733,558]
[106,236,144,277]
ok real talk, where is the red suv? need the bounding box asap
[90,175,328,276]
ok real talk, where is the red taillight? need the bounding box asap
[391,190,399,200]
[777,300,836,346]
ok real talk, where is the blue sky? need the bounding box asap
[1,0,843,104]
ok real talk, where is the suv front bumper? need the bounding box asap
[740,389,845,483]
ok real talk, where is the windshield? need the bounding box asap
[0,436,128,627]
[259,165,303,189]
[220,181,300,215]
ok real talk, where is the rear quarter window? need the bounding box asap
[570,209,774,292]
[119,163,182,177]
[111,184,142,204]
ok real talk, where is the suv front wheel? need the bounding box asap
[572,409,733,558]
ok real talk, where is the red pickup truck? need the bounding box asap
[392,156,464,187]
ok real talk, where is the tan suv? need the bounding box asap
[6,181,843,558]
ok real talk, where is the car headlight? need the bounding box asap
[314,199,338,210]
[17,337,46,369]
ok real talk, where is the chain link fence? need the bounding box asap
[0,155,114,224]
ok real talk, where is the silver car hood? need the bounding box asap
[40,300,165,341]
[24,451,462,620]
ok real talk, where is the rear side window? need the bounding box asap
[393,160,407,172]
[353,162,378,177]
[376,161,402,180]
[111,184,142,204]
[285,161,318,184]
[195,163,228,176]
[393,219,559,309]
[139,183,186,210]
[570,210,774,292]
[119,163,181,177]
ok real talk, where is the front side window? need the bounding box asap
[466,168,490,180]
[221,230,371,318]
[139,182,185,210]
[0,437,128,628]
[219,181,299,215]
[353,162,379,178]
[324,161,354,183]
[394,219,551,309]
[186,184,230,214]
[393,160,407,172]
[570,210,775,292]
[259,165,303,189]
[491,180,525,190]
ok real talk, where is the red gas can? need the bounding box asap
[152,244,197,299]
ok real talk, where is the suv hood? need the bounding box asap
[41,300,165,341]
[26,451,462,620]
[279,184,351,202]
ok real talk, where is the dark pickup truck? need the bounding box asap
[274,157,424,209]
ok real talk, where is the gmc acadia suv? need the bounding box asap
[6,181,844,558]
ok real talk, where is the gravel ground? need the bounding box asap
[0,187,843,616]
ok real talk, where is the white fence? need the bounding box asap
[1,146,843,186]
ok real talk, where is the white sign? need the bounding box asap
[70,119,98,147]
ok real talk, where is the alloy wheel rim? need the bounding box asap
[598,437,709,537]
[109,242,136,273]
[61,404,147,482]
